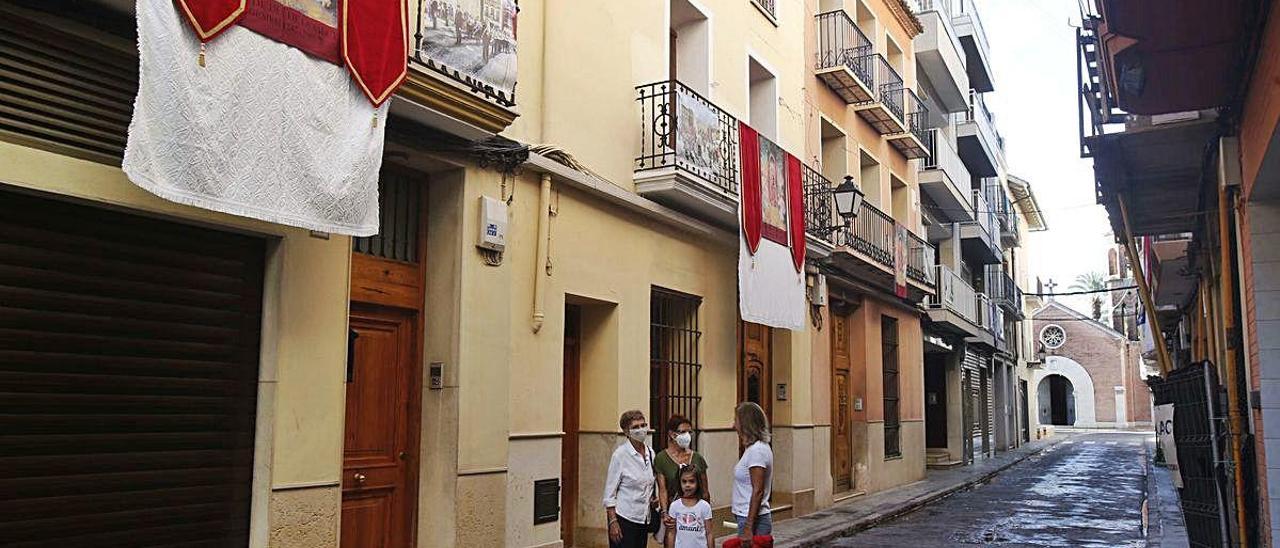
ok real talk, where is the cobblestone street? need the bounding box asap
[830,432,1153,547]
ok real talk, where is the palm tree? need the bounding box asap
[1069,271,1107,321]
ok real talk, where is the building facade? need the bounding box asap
[1031,301,1153,429]
[0,0,1050,547]
[1077,0,1280,544]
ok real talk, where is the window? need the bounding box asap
[882,316,901,458]
[751,0,777,23]
[859,150,881,208]
[352,169,422,262]
[748,56,778,140]
[650,288,703,448]
[670,0,711,95]
[1040,324,1066,349]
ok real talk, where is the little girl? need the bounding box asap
[665,465,714,548]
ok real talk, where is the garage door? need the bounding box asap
[0,189,265,546]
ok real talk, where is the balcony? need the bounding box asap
[985,181,1020,247]
[634,80,740,227]
[951,0,994,92]
[925,264,985,338]
[958,189,1001,264]
[818,196,936,300]
[803,166,836,246]
[853,54,908,136]
[921,128,975,223]
[984,265,1023,318]
[956,90,1003,177]
[886,90,931,159]
[905,0,970,112]
[815,11,875,104]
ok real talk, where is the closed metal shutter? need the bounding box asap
[963,349,983,438]
[0,189,265,547]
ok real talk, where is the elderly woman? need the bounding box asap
[731,402,773,541]
[603,409,655,548]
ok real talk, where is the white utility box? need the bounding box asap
[477,196,508,252]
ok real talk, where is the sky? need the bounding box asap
[976,0,1114,315]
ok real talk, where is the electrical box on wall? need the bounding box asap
[477,196,507,252]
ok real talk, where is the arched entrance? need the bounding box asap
[1037,374,1076,425]
[1031,356,1098,427]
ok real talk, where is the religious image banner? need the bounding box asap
[738,124,804,330]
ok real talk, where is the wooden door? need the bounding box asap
[830,311,853,493]
[740,321,772,419]
[925,353,948,448]
[561,306,582,546]
[342,307,421,548]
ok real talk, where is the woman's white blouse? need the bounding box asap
[602,442,655,524]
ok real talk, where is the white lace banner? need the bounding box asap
[123,0,386,236]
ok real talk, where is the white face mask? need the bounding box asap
[674,432,693,449]
[628,427,649,443]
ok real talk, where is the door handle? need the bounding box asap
[398,451,409,461]
[353,472,367,485]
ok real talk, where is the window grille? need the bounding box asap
[650,288,703,448]
[353,168,422,262]
[882,316,901,458]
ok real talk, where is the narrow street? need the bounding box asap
[831,432,1152,548]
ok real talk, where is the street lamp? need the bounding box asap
[821,175,865,233]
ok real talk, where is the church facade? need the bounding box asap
[1031,300,1154,429]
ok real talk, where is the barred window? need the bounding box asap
[353,168,422,263]
[650,288,702,449]
[882,316,901,458]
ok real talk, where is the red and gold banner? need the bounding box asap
[739,122,763,255]
[175,0,246,41]
[240,0,341,64]
[786,154,806,274]
[342,0,409,106]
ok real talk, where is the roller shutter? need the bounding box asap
[0,189,264,547]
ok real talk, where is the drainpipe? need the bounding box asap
[1218,183,1249,548]
[532,173,552,333]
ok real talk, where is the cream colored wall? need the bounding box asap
[804,0,923,233]
[862,422,926,493]
[0,141,352,548]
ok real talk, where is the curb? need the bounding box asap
[780,436,1074,548]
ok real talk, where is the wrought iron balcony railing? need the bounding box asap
[865,53,905,120]
[984,264,1022,314]
[635,80,740,197]
[815,10,874,90]
[752,0,777,20]
[833,200,895,269]
[901,89,931,143]
[928,264,979,326]
[907,231,937,286]
[803,165,836,243]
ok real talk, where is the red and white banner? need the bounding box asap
[175,0,245,41]
[738,123,806,330]
[124,0,387,236]
[343,0,409,106]
[894,223,908,298]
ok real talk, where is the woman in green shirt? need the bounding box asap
[654,414,710,516]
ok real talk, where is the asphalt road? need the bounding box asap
[829,431,1151,547]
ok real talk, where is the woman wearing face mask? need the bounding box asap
[654,414,710,517]
[603,409,656,548]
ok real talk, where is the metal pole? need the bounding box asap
[1117,197,1174,376]
[1218,183,1250,548]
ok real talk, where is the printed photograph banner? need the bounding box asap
[894,223,908,298]
[758,137,788,245]
[419,0,518,98]
[1154,403,1182,488]
[675,86,726,183]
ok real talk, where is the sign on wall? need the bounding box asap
[1153,403,1182,488]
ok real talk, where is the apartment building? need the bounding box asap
[0,0,1048,547]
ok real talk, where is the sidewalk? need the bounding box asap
[1145,438,1190,548]
[740,434,1075,547]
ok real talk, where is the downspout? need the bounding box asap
[532,173,551,333]
[1219,183,1250,548]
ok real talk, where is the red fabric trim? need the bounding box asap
[240,0,341,64]
[739,122,763,255]
[786,154,806,273]
[341,0,409,106]
[174,0,247,42]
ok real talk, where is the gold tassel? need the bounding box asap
[371,112,379,128]
[198,42,206,67]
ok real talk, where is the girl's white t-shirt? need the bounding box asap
[731,440,773,517]
[668,498,712,548]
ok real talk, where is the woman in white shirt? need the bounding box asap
[603,409,656,548]
[731,401,773,541]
